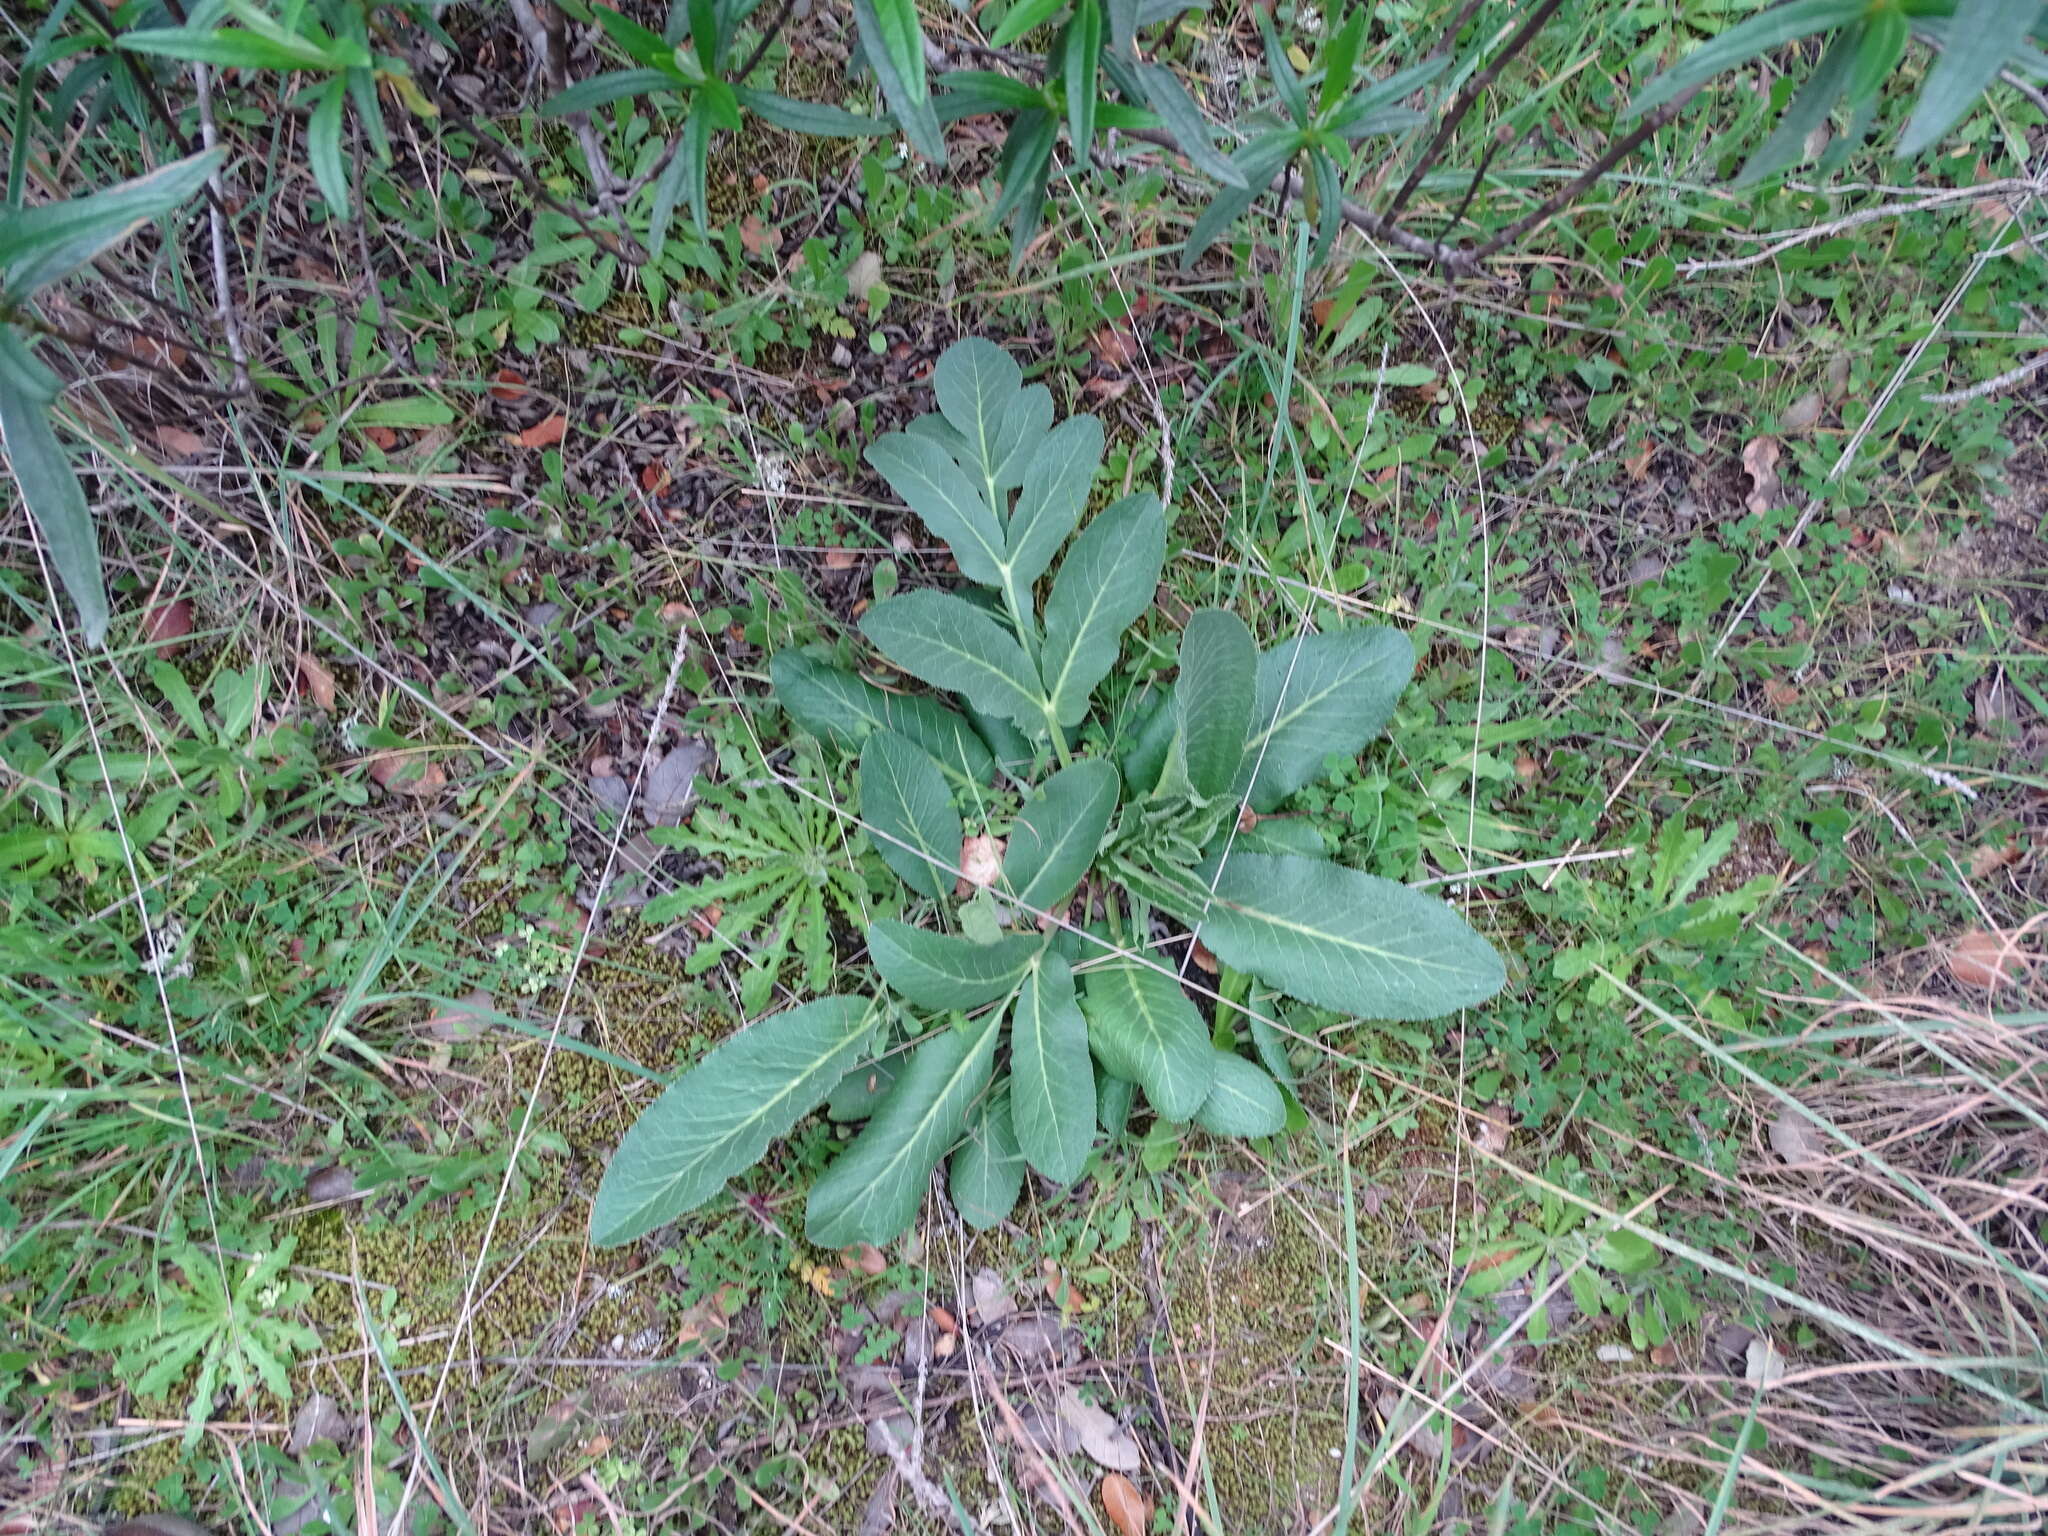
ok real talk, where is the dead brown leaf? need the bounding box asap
[142,599,194,656]
[1948,928,2031,989]
[1100,1474,1150,1536]
[366,751,446,797]
[1741,435,1782,516]
[1621,438,1653,481]
[1780,391,1824,434]
[489,367,527,400]
[956,833,1004,896]
[1969,843,2023,880]
[1090,321,1142,369]
[513,414,569,449]
[823,547,860,570]
[739,214,772,257]
[155,425,206,458]
[296,652,337,712]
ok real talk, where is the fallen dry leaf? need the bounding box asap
[155,425,206,458]
[1769,1104,1825,1164]
[1763,678,1800,709]
[362,425,399,451]
[1779,391,1824,434]
[1055,1388,1140,1472]
[1969,843,2023,879]
[844,1243,888,1277]
[366,751,446,797]
[957,833,1004,897]
[296,651,337,712]
[1100,1473,1150,1536]
[739,214,772,257]
[1948,928,2029,989]
[142,599,194,656]
[1621,438,1654,481]
[1090,321,1141,369]
[823,547,860,570]
[489,367,526,401]
[512,413,569,450]
[1473,1102,1510,1155]
[1741,436,1782,516]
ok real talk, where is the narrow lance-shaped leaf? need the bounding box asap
[1041,492,1165,727]
[1176,609,1255,801]
[859,730,961,900]
[0,148,224,297]
[1627,0,1868,118]
[869,920,1042,1010]
[0,329,107,645]
[734,87,895,137]
[1133,62,1248,188]
[992,0,1068,49]
[589,996,879,1245]
[1082,962,1214,1120]
[1002,757,1120,916]
[1898,0,2040,155]
[861,590,1049,735]
[1734,26,1860,185]
[950,1091,1025,1227]
[307,78,349,216]
[1195,852,1505,1020]
[540,68,678,116]
[1065,0,1103,166]
[1011,953,1096,1183]
[807,1011,1001,1245]
[772,652,997,788]
[853,0,946,162]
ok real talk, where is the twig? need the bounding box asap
[507,0,624,212]
[414,69,646,262]
[1671,178,2046,274]
[10,310,252,400]
[1463,84,1703,262]
[1921,345,2048,404]
[736,0,799,84]
[191,61,247,391]
[1383,0,1568,224]
[1121,125,1459,265]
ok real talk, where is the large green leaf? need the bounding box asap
[1001,758,1119,915]
[589,996,878,1245]
[1082,962,1214,1120]
[1899,0,2040,155]
[859,730,961,900]
[0,149,224,297]
[1240,628,1413,811]
[861,591,1048,734]
[1627,0,1868,117]
[949,1090,1024,1228]
[869,920,1041,1009]
[1010,953,1095,1183]
[1177,609,1255,800]
[933,337,1022,490]
[852,0,946,161]
[1006,413,1104,591]
[864,429,1007,586]
[772,652,996,787]
[0,329,106,645]
[806,1012,1000,1244]
[1194,1051,1287,1137]
[1041,493,1164,727]
[1196,853,1504,1020]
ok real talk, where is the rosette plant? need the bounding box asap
[591,338,1504,1249]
